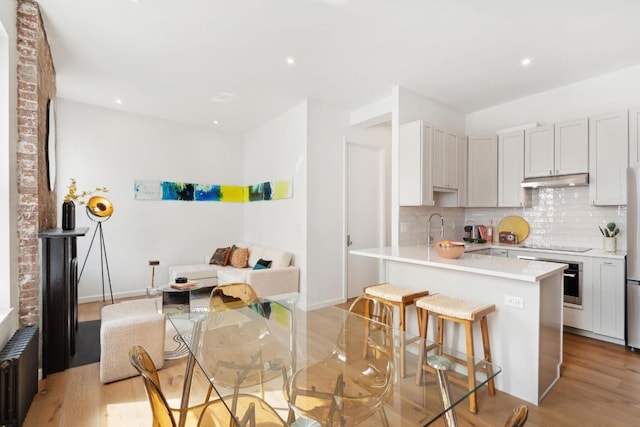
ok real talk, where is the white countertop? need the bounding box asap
[351,245,566,283]
[464,242,626,260]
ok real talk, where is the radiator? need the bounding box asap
[0,326,38,427]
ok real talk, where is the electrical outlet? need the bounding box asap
[504,295,524,308]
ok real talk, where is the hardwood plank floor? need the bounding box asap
[23,299,640,426]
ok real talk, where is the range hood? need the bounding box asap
[521,173,589,188]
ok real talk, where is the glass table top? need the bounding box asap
[168,293,501,426]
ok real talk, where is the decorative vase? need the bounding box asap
[603,236,617,253]
[62,200,75,230]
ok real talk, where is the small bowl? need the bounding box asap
[435,241,465,259]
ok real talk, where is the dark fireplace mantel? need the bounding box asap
[38,227,88,376]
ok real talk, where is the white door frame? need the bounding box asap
[342,137,387,300]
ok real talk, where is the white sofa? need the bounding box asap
[168,243,299,297]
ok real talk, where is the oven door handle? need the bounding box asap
[563,273,577,278]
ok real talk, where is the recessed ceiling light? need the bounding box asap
[286,57,295,65]
[115,99,123,104]
[521,58,532,67]
[211,92,235,103]
[213,120,219,125]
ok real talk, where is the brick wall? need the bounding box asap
[16,0,56,327]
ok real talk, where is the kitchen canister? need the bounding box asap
[603,236,617,253]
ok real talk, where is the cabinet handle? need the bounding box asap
[549,170,553,175]
[604,261,612,265]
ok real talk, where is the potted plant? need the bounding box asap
[62,178,108,230]
[599,222,619,252]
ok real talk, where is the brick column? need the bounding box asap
[16,0,56,327]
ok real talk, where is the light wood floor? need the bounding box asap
[23,299,640,426]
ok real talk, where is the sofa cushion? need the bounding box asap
[210,246,231,265]
[217,266,250,283]
[253,259,272,270]
[229,246,249,268]
[247,245,292,268]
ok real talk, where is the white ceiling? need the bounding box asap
[38,0,640,135]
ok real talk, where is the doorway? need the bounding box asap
[344,139,386,299]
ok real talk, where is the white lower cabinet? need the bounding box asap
[592,257,625,340]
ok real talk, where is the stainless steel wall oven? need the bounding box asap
[517,256,583,307]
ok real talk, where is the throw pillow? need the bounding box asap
[229,246,249,268]
[209,246,231,266]
[253,259,272,270]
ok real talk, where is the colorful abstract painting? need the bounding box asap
[134,178,292,203]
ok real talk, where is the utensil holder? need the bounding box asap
[603,237,617,253]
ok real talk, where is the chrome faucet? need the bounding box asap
[427,213,445,245]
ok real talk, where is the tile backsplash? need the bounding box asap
[399,186,627,250]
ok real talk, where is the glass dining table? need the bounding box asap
[167,293,501,427]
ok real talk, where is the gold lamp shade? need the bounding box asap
[87,196,114,218]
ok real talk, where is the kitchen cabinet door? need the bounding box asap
[592,258,625,340]
[589,111,628,206]
[467,135,497,207]
[399,120,434,206]
[554,118,588,175]
[524,125,554,178]
[433,128,458,189]
[629,108,640,167]
[457,135,467,206]
[498,130,525,207]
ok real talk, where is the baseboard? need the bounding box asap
[564,326,625,346]
[78,289,147,304]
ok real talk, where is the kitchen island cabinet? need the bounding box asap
[351,245,564,405]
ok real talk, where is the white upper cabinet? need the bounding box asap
[629,108,640,167]
[524,120,588,178]
[498,130,526,207]
[554,118,588,175]
[467,135,497,207]
[457,135,468,207]
[399,120,434,206]
[589,111,628,206]
[524,125,554,178]
[433,128,458,189]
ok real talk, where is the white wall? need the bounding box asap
[307,101,351,304]
[0,0,18,347]
[56,99,244,301]
[466,64,640,134]
[243,102,308,293]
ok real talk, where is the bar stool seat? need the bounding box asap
[364,283,428,377]
[415,293,496,414]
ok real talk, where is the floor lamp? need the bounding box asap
[79,195,114,303]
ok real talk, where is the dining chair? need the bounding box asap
[129,345,288,427]
[287,295,395,426]
[129,345,218,426]
[202,283,292,415]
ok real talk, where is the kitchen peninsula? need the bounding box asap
[351,245,566,405]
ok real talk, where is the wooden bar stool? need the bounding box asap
[415,293,496,414]
[364,283,429,377]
